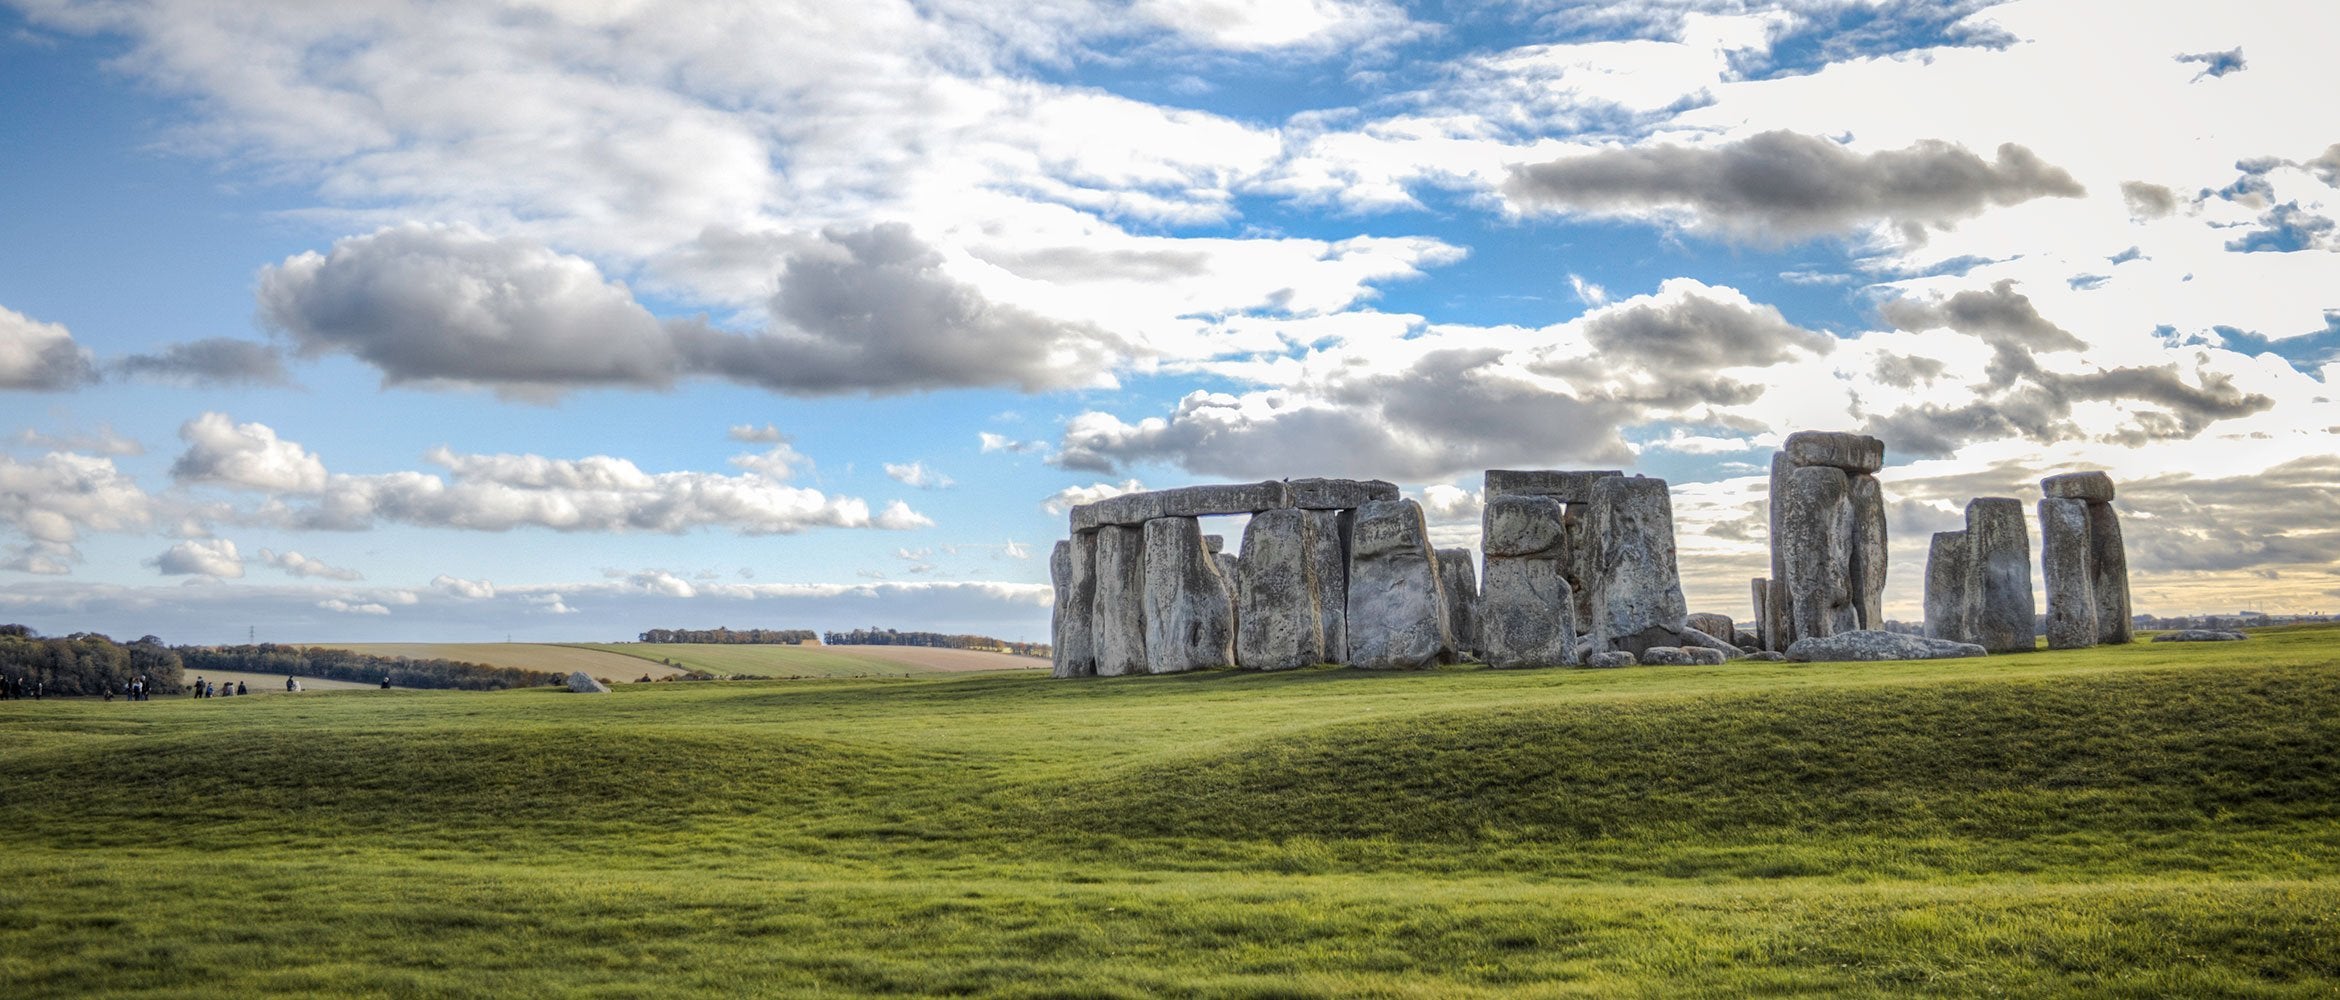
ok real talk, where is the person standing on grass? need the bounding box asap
[236,681,247,696]
[286,675,295,692]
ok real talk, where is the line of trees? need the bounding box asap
[822,628,1049,657]
[178,644,558,691]
[635,627,817,644]
[1,625,185,696]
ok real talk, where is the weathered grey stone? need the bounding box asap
[1235,509,1324,672]
[1765,577,1790,654]
[1141,517,1236,673]
[2041,471,2115,502]
[1782,431,1885,474]
[1305,509,1349,663]
[1640,646,1693,666]
[1678,627,1741,656]
[1288,478,1400,509]
[1785,630,1988,662]
[2151,629,2248,642]
[1482,495,1565,557]
[1767,453,1790,589]
[1215,552,1241,630]
[2038,497,2097,650]
[1735,631,1761,649]
[1480,557,1577,668]
[1587,476,1689,655]
[1779,464,1856,647]
[567,671,610,694]
[1071,481,1289,532]
[1091,524,1148,676]
[1687,613,1735,642]
[1966,498,2037,654]
[1345,500,1453,669]
[1050,536,1098,678]
[1586,650,1637,668]
[1849,474,1888,630]
[1749,578,1769,649]
[1563,505,1597,630]
[1923,531,1975,644]
[1203,534,1225,554]
[1685,647,1728,666]
[1436,548,1479,656]
[1484,469,1622,502]
[2089,502,2133,645]
[1746,651,1789,662]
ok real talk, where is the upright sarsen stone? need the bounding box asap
[1235,509,1323,672]
[1924,530,1975,643]
[1779,465,1856,645]
[1091,524,1148,676]
[2039,497,2097,649]
[1587,476,1689,655]
[1050,535,1098,678]
[1305,509,1350,663]
[1481,495,1573,668]
[1966,498,2036,654]
[2089,502,2133,644]
[1849,474,1888,630]
[1141,516,1235,673]
[1345,499,1452,669]
[1436,548,1479,656]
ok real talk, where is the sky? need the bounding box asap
[1,0,2335,645]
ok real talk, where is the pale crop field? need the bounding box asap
[573,642,1047,678]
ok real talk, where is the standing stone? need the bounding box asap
[1345,499,1453,670]
[1924,531,1975,643]
[1485,470,1618,632]
[1050,535,1098,678]
[1235,508,1324,672]
[1091,524,1148,676]
[1779,465,1855,647]
[1849,474,1888,630]
[1749,579,1769,649]
[1305,509,1350,663]
[1687,613,1735,643]
[1481,495,1574,669]
[1141,516,1236,673]
[1215,551,1241,619]
[1587,476,1689,655]
[2038,497,2097,650]
[1436,548,1479,656]
[1966,498,2036,654]
[1765,578,1791,654]
[2089,502,2133,644]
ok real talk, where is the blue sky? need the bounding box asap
[2,0,2336,643]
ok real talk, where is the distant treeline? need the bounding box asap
[636,627,817,645]
[179,644,558,691]
[822,628,1049,658]
[1,625,185,696]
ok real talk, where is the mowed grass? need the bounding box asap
[314,641,674,678]
[574,641,1046,677]
[3,627,2338,997]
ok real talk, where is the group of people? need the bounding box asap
[0,675,42,699]
[103,677,159,701]
[189,677,250,698]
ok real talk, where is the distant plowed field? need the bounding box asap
[573,643,1047,678]
[312,643,679,679]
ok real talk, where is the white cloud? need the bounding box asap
[12,425,143,456]
[0,451,155,571]
[884,461,954,489]
[318,599,391,615]
[979,432,1047,454]
[1040,479,1146,515]
[0,304,96,391]
[152,538,243,578]
[727,423,786,443]
[258,548,363,581]
[431,574,496,599]
[170,413,328,493]
[1133,0,1417,52]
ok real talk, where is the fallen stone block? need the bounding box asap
[1640,646,1693,665]
[1586,651,1637,668]
[1785,630,1989,662]
[567,671,610,694]
[2151,630,2248,642]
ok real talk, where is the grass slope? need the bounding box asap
[3,626,2338,996]
[574,641,1044,677]
[312,641,675,678]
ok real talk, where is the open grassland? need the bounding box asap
[3,627,2337,996]
[315,641,682,678]
[575,641,1047,677]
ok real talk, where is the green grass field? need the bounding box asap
[573,641,1046,677]
[4,627,2336,996]
[313,642,670,678]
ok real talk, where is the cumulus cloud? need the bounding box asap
[1581,280,1834,370]
[170,413,329,493]
[884,461,954,489]
[1040,479,1147,515]
[980,432,1048,455]
[1134,0,1418,53]
[258,548,363,581]
[280,445,931,536]
[2121,180,2179,220]
[318,599,391,615]
[0,305,96,391]
[0,452,155,571]
[259,223,1124,400]
[112,339,289,387]
[431,574,496,599]
[727,423,786,443]
[153,538,243,578]
[1502,130,2083,242]
[1880,279,2086,387]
